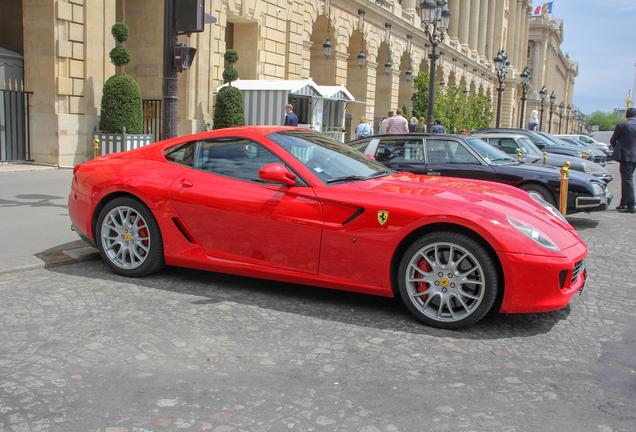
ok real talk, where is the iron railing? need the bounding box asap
[1,81,33,162]
[142,99,162,142]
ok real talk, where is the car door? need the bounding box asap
[424,138,496,180]
[168,137,324,274]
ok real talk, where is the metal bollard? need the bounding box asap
[93,138,100,159]
[582,150,587,159]
[517,152,523,161]
[543,151,547,165]
[559,161,570,216]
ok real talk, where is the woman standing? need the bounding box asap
[355,117,373,139]
[414,117,426,133]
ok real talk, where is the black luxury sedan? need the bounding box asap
[347,134,612,214]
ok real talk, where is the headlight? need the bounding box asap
[591,182,605,196]
[528,192,568,223]
[507,216,560,251]
[582,163,603,175]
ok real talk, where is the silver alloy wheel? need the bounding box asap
[100,205,151,269]
[405,242,485,323]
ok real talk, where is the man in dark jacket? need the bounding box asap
[610,107,636,213]
[284,104,299,127]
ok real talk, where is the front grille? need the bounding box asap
[572,260,584,284]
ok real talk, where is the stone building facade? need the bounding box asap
[1,0,578,165]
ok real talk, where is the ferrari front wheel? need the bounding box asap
[397,231,498,329]
[96,197,165,277]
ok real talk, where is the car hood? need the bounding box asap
[346,173,581,253]
[521,154,610,176]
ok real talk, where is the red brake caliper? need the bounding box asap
[415,259,430,301]
[138,220,149,248]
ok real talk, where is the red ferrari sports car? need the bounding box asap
[69,126,587,329]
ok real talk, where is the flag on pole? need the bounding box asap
[533,2,554,16]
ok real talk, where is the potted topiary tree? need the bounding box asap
[93,23,152,157]
[213,49,245,129]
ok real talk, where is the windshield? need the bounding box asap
[536,131,567,145]
[267,130,392,184]
[465,138,517,165]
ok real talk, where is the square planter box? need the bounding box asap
[92,131,153,157]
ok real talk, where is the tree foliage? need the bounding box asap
[411,72,494,132]
[213,86,246,129]
[586,110,624,131]
[111,23,129,43]
[109,46,131,67]
[224,49,239,66]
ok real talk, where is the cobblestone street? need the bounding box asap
[1,163,635,432]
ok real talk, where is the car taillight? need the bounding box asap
[366,153,376,160]
[73,163,82,175]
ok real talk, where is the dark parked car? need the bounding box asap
[472,132,612,183]
[557,134,612,158]
[557,136,610,161]
[535,132,607,165]
[347,134,612,214]
[476,128,594,161]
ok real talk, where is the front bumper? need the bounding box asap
[575,192,613,212]
[593,172,613,183]
[498,240,587,314]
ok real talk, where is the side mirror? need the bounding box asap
[258,163,297,186]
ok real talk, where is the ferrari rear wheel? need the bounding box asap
[96,197,165,277]
[398,231,498,329]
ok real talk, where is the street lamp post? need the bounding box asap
[420,0,451,132]
[558,102,565,134]
[548,91,556,133]
[519,66,531,129]
[566,104,571,133]
[493,49,510,128]
[538,86,547,131]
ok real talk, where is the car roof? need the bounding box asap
[471,132,528,139]
[347,133,469,143]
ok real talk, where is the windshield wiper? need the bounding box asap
[326,175,367,184]
[365,169,397,179]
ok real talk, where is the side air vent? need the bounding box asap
[342,207,365,225]
[172,218,196,244]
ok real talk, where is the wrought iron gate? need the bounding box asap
[1,82,33,162]
[142,99,162,142]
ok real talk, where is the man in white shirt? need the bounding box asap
[379,111,393,134]
[386,108,409,134]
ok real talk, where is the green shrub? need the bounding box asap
[213,86,245,129]
[111,23,129,43]
[222,67,239,84]
[99,74,143,134]
[109,46,131,67]
[224,49,239,66]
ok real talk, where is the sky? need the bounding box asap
[542,0,636,115]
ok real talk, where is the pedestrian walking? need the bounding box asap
[379,111,394,134]
[284,103,299,126]
[386,108,409,134]
[355,117,373,139]
[415,117,426,133]
[431,119,447,134]
[409,116,418,133]
[610,107,636,213]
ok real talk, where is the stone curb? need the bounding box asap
[1,247,100,276]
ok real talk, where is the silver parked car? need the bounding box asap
[472,132,613,183]
[556,134,612,158]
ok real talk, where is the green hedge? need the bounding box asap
[99,74,143,134]
[213,86,245,129]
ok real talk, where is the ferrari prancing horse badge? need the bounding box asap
[377,210,389,226]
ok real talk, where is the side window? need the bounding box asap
[375,139,424,163]
[499,138,519,154]
[426,140,481,164]
[194,138,284,182]
[349,140,371,153]
[164,141,196,166]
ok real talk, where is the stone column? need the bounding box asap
[519,3,530,69]
[458,0,471,49]
[486,0,497,59]
[402,0,417,14]
[448,0,461,40]
[513,0,524,69]
[506,0,517,68]
[477,0,488,57]
[334,50,349,86]
[468,0,480,54]
[365,61,378,121]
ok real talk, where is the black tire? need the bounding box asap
[397,231,498,329]
[96,197,165,277]
[519,183,557,207]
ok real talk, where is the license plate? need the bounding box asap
[579,268,588,296]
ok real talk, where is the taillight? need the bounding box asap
[366,153,376,160]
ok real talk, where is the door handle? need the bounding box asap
[427,171,441,176]
[180,179,194,188]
